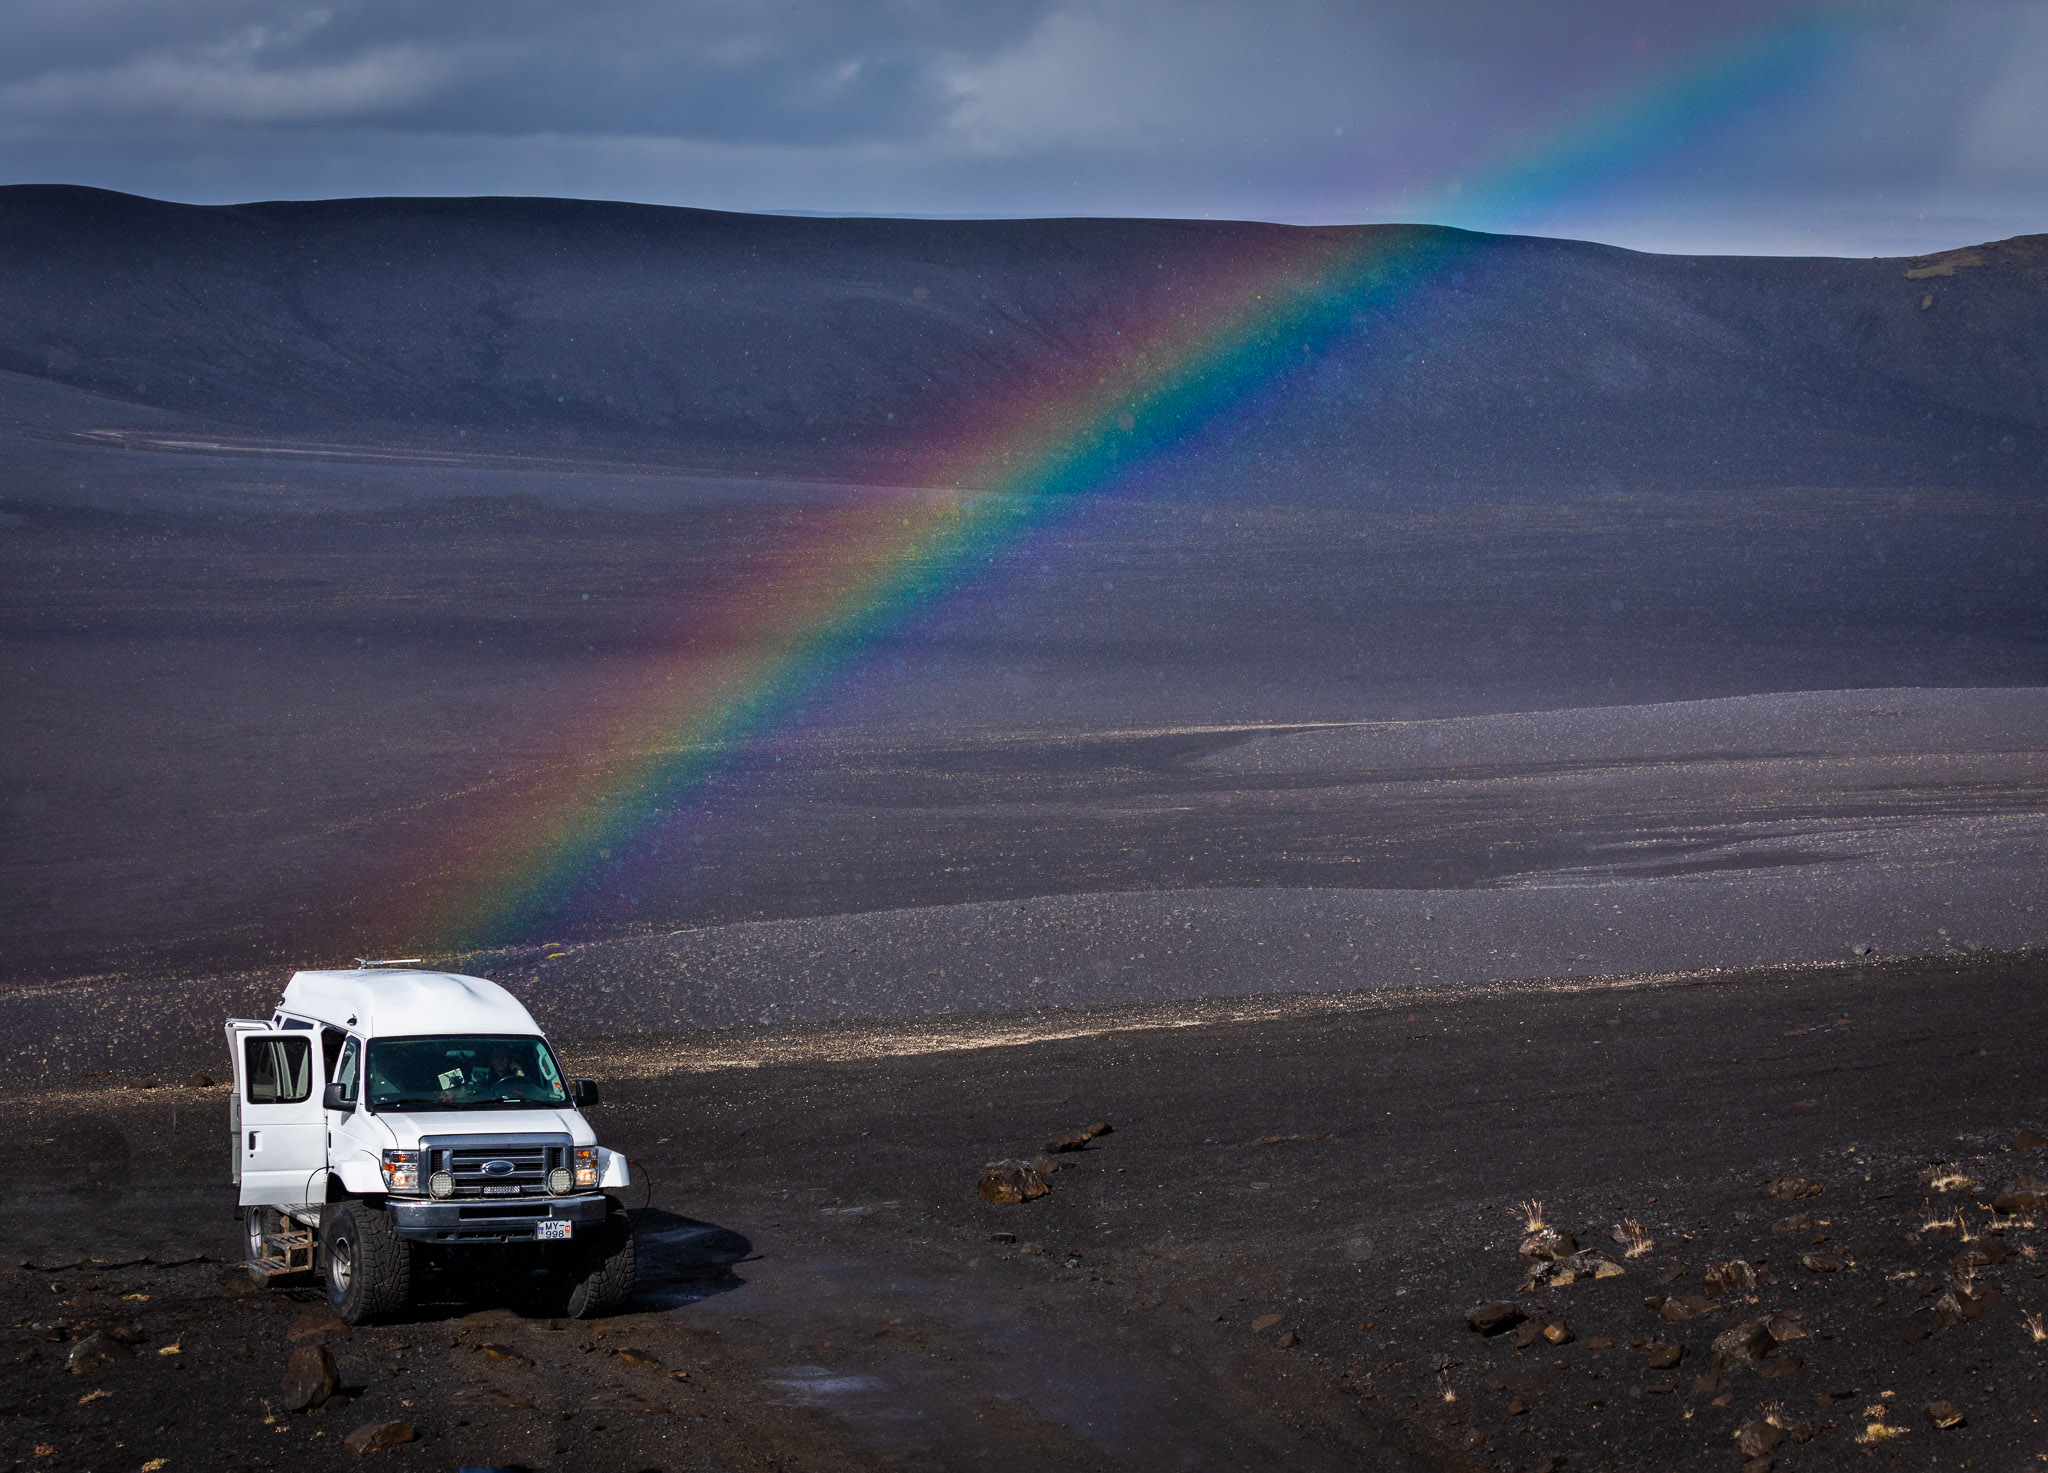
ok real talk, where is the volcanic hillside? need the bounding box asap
[1,185,2043,493]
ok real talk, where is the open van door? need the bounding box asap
[227,1022,327,1206]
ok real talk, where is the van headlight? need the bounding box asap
[573,1147,598,1189]
[380,1149,419,1193]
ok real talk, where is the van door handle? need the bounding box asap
[247,1131,259,1152]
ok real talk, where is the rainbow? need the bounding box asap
[398,13,1860,952]
[398,225,1464,951]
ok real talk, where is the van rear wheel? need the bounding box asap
[323,1201,413,1325]
[238,1206,269,1284]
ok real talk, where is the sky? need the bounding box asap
[0,0,2042,257]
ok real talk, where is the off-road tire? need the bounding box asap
[563,1202,636,1319]
[323,1200,413,1325]
[238,1205,269,1285]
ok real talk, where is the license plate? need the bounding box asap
[536,1220,572,1241]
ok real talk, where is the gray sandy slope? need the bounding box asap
[6,686,2041,1076]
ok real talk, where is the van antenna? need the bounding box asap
[354,957,424,968]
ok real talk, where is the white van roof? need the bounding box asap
[279,968,541,1038]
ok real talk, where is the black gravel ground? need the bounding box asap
[4,948,2046,1471]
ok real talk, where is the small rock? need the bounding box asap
[616,1348,658,1366]
[1276,1330,1299,1348]
[1926,1400,1965,1429]
[1518,1229,1576,1261]
[582,1387,666,1414]
[449,1385,533,1410]
[1799,1251,1845,1273]
[1711,1320,1775,1367]
[1646,1343,1685,1369]
[1512,1320,1545,1350]
[1465,1302,1526,1337]
[1764,1313,1807,1342]
[1043,1131,1092,1154]
[1734,1418,1783,1458]
[286,1313,351,1343]
[65,1333,132,1375]
[1031,1154,1062,1177]
[342,1420,415,1454]
[1654,1294,1719,1323]
[1764,1177,1823,1204]
[479,1343,526,1363]
[1542,1321,1573,1346]
[1081,1120,1112,1138]
[1992,1175,2048,1213]
[1017,1241,1044,1255]
[1250,1313,1285,1333]
[1704,1259,1757,1292]
[1586,1336,1613,1349]
[1507,1398,1528,1415]
[1771,1213,1813,1234]
[281,1344,339,1412]
[987,1232,1016,1244]
[977,1160,1050,1204]
[2014,1128,2048,1151]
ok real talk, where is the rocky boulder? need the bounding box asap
[342,1420,415,1454]
[64,1333,131,1375]
[1992,1175,2048,1213]
[977,1160,1050,1204]
[281,1343,340,1412]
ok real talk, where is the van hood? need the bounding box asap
[370,1107,594,1146]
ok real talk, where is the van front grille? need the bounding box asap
[418,1133,572,1199]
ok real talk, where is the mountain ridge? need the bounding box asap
[2,185,2042,494]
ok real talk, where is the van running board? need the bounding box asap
[245,1216,317,1279]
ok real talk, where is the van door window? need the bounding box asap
[322,1027,347,1080]
[245,1036,311,1104]
[335,1038,360,1104]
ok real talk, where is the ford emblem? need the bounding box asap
[482,1159,515,1176]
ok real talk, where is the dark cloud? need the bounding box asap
[0,0,2040,254]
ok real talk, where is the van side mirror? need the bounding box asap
[572,1078,601,1108]
[322,1081,354,1113]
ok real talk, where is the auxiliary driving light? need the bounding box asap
[428,1170,455,1199]
[547,1167,575,1195]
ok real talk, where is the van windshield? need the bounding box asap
[365,1035,569,1112]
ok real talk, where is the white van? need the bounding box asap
[227,964,635,1323]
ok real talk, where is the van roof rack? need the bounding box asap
[353,957,424,968]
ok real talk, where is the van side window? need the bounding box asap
[322,1027,348,1081]
[335,1038,360,1103]
[245,1036,311,1104]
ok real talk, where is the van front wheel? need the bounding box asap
[562,1203,636,1319]
[323,1201,412,1325]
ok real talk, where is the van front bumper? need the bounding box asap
[384,1192,609,1243]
